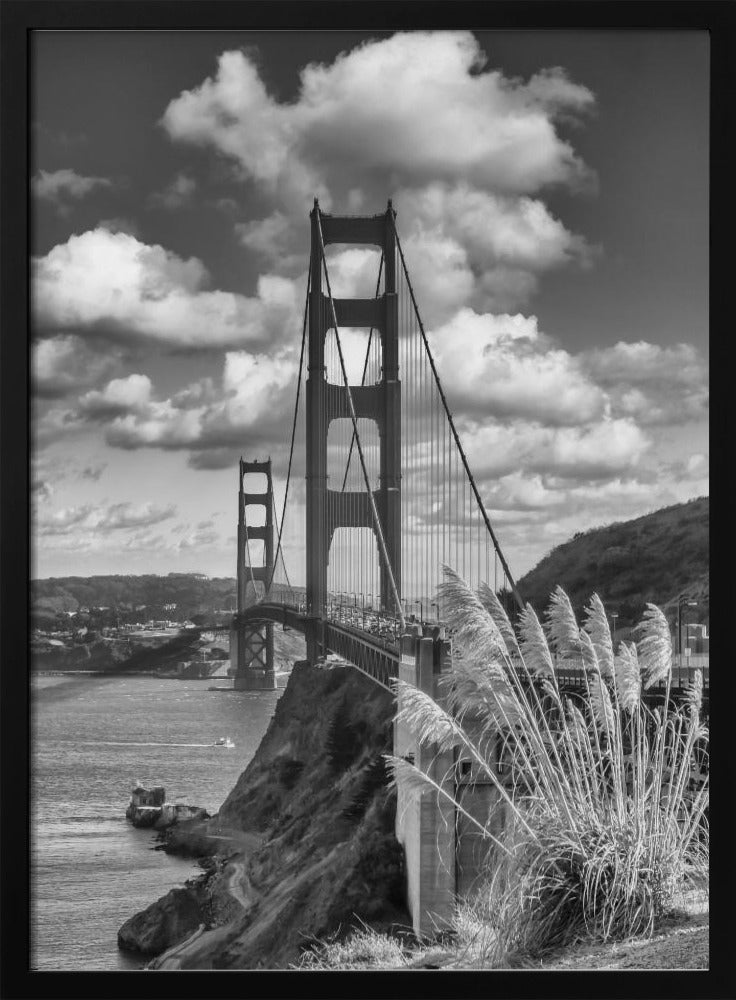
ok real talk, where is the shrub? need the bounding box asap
[325,698,363,773]
[388,567,709,965]
[276,758,305,789]
[342,755,389,821]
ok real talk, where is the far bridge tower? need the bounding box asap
[231,457,276,690]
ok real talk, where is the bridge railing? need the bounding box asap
[551,655,708,692]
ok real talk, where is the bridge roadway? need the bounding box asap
[238,601,401,689]
[237,600,709,705]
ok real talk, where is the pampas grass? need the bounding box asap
[388,567,709,965]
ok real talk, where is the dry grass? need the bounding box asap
[296,923,411,970]
[387,568,709,967]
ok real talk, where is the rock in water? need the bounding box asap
[154,803,210,830]
[117,886,207,956]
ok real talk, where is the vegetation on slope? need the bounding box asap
[516,497,709,630]
[31,573,237,629]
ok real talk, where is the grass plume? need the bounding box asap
[389,569,709,965]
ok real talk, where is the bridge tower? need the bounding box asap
[231,457,276,690]
[306,202,401,661]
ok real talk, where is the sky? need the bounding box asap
[31,29,709,582]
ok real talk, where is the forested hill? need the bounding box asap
[516,496,709,629]
[31,573,236,628]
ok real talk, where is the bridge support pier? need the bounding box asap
[394,629,509,936]
[230,623,277,690]
[394,631,456,937]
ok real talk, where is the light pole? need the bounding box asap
[677,596,698,656]
[685,623,699,657]
[611,612,619,641]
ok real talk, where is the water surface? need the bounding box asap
[31,673,279,971]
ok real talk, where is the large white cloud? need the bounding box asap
[163,34,594,201]
[32,228,300,351]
[162,34,595,315]
[428,308,606,425]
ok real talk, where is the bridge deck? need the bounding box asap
[236,600,709,707]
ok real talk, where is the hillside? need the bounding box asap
[516,496,709,629]
[31,573,237,629]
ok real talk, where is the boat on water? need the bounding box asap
[214,736,235,748]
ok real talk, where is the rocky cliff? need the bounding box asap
[118,660,410,969]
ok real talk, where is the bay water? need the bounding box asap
[31,673,280,971]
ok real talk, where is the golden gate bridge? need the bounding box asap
[227,200,706,935]
[233,200,522,688]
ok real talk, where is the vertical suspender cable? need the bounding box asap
[268,270,310,600]
[340,249,383,490]
[392,221,523,613]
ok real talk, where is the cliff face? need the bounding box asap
[121,660,410,969]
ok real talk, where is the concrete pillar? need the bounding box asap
[455,734,507,899]
[395,632,456,937]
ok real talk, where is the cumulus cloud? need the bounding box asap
[37,500,177,536]
[32,168,113,214]
[581,341,708,425]
[96,502,177,530]
[32,228,301,351]
[176,526,220,550]
[161,33,597,313]
[462,416,650,483]
[235,211,304,269]
[37,504,94,534]
[162,34,595,314]
[78,374,153,419]
[163,34,594,203]
[147,172,197,210]
[31,168,114,216]
[40,350,299,468]
[429,309,605,425]
[395,183,595,316]
[32,335,123,398]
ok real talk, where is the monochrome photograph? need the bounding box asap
[22,21,710,978]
